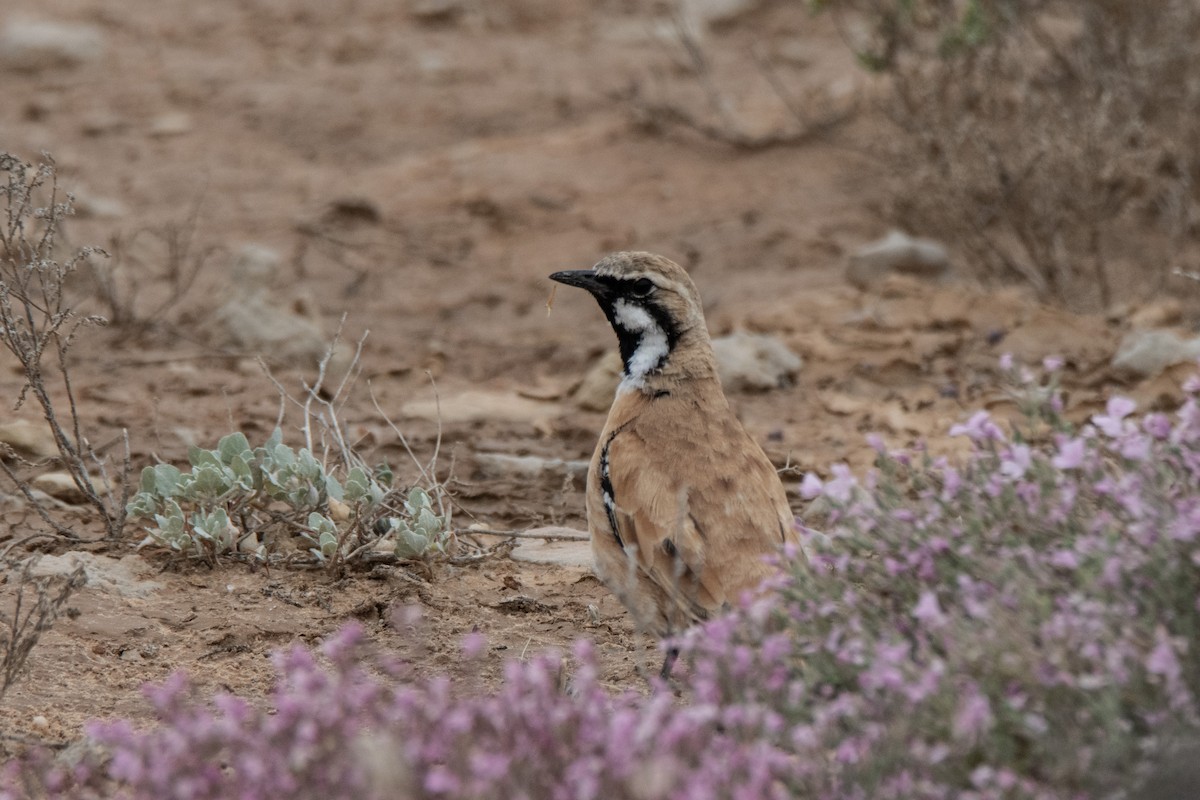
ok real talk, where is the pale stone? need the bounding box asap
[711,331,803,392]
[28,552,162,599]
[0,419,59,459]
[509,535,593,568]
[847,230,951,289]
[401,390,560,425]
[572,351,623,412]
[148,112,193,138]
[1112,329,1200,378]
[0,19,104,71]
[30,471,86,503]
[474,453,587,480]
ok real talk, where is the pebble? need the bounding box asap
[1111,329,1200,378]
[401,390,560,425]
[846,230,951,289]
[711,331,803,392]
[206,244,352,372]
[30,471,86,504]
[474,453,587,480]
[409,0,466,23]
[509,533,593,568]
[0,419,59,459]
[148,112,193,138]
[29,551,162,598]
[0,18,105,71]
[681,0,765,27]
[71,188,126,219]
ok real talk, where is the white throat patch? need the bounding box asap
[613,298,669,394]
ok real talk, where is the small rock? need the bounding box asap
[681,0,765,27]
[0,18,105,71]
[322,197,382,227]
[28,552,161,599]
[236,532,262,554]
[711,332,803,392]
[1129,299,1184,330]
[71,188,126,219]
[773,38,811,68]
[510,537,593,568]
[599,17,683,48]
[80,111,127,137]
[231,243,281,288]
[573,351,623,412]
[409,0,467,22]
[846,230,951,290]
[401,390,560,425]
[1112,329,1200,378]
[148,112,192,138]
[206,247,350,374]
[0,419,59,459]
[30,715,48,731]
[211,295,338,367]
[30,471,86,504]
[474,453,587,480]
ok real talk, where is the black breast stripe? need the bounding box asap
[598,423,633,548]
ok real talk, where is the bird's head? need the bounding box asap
[550,252,713,391]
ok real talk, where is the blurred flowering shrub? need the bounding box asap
[4,621,797,800]
[10,363,1200,799]
[692,361,1200,797]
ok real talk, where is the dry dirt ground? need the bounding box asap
[0,0,1189,748]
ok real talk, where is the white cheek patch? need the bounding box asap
[612,298,655,332]
[613,299,669,393]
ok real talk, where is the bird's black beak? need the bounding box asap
[549,269,610,299]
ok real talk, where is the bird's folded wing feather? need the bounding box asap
[605,422,794,621]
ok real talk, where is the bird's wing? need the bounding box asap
[604,410,795,623]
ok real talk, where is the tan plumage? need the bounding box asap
[550,252,800,670]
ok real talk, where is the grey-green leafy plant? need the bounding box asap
[126,430,451,569]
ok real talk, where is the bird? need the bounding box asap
[549,251,801,678]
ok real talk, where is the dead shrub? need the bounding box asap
[0,555,85,707]
[817,0,1200,309]
[0,153,131,538]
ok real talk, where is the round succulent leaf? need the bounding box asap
[187,446,222,470]
[228,454,256,490]
[270,444,296,469]
[151,464,184,496]
[405,487,431,515]
[126,491,159,519]
[296,449,322,481]
[344,466,371,503]
[415,507,441,537]
[325,474,346,503]
[394,529,430,559]
[216,432,253,466]
[190,462,234,497]
[374,462,394,487]
[307,511,337,536]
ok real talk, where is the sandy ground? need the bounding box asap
[0,0,1185,746]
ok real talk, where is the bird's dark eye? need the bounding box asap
[629,278,655,298]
